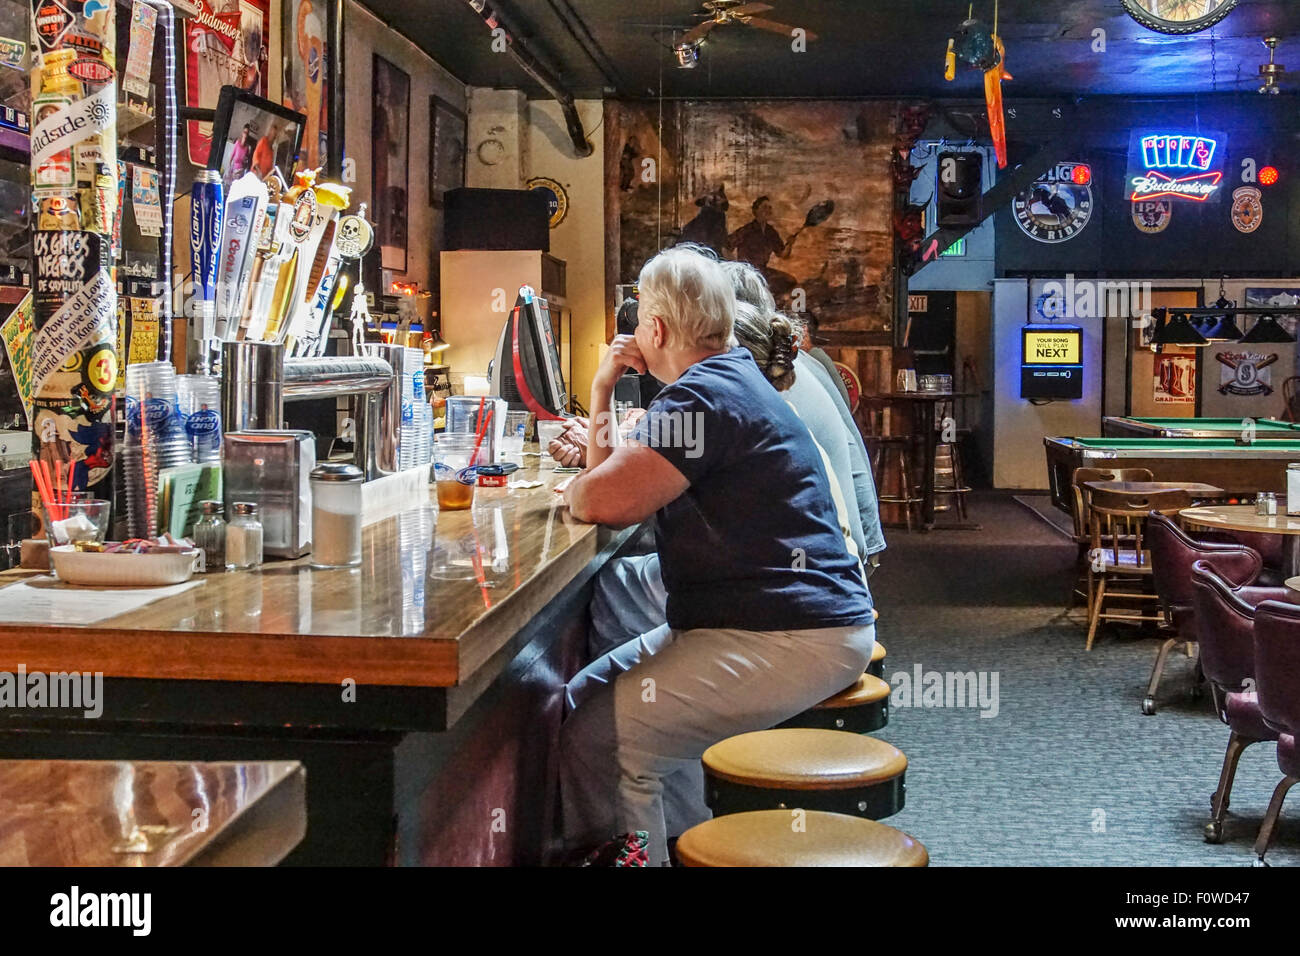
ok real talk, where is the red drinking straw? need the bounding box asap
[470,396,493,467]
[29,460,55,519]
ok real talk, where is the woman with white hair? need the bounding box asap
[560,245,875,865]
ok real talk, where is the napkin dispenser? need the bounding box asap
[223,430,316,558]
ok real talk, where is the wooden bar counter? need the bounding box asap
[0,463,641,865]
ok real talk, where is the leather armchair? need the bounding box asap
[1248,600,1300,865]
[1143,514,1263,715]
[1189,561,1290,844]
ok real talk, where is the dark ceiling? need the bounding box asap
[357,0,1300,100]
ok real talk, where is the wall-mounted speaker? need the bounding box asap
[936,151,983,227]
[443,188,550,252]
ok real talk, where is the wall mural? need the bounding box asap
[616,101,897,334]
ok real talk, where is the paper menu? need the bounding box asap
[0,578,202,626]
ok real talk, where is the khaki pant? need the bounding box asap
[561,622,875,865]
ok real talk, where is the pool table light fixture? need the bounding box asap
[1239,314,1297,344]
[1153,311,1210,347]
[1197,312,1244,342]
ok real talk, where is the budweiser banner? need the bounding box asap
[183,0,269,166]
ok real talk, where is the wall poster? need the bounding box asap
[282,0,328,174]
[429,95,465,208]
[1153,353,1196,404]
[372,54,409,273]
[183,0,269,167]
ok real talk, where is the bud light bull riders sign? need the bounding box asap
[1127,130,1226,203]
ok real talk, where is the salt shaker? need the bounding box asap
[226,502,264,570]
[310,463,364,568]
[193,500,226,570]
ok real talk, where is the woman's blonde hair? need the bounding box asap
[637,245,735,350]
[723,261,798,391]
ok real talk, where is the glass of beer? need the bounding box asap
[434,434,479,511]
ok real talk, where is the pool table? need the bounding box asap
[1044,436,1300,513]
[1103,416,1300,439]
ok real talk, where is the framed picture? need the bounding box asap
[372,55,409,273]
[429,95,466,208]
[282,0,334,175]
[208,87,305,190]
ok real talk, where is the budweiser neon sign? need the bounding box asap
[1127,130,1227,204]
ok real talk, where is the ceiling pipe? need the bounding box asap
[544,0,624,93]
[464,0,594,157]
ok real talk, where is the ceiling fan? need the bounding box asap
[680,1,817,48]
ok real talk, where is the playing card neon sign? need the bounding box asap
[1127,131,1227,203]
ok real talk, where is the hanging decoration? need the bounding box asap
[944,3,1011,168]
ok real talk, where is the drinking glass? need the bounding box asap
[49,499,111,546]
[433,434,478,511]
[537,420,566,465]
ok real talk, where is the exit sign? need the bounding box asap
[940,238,966,257]
[908,295,928,313]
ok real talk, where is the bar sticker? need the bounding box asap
[32,0,74,52]
[131,164,162,236]
[33,230,103,319]
[123,0,157,97]
[31,269,114,398]
[0,293,36,427]
[0,36,26,70]
[30,84,114,167]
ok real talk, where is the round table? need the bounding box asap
[1180,505,1300,575]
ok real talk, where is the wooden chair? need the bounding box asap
[1283,376,1300,422]
[1084,486,1191,651]
[1068,467,1155,608]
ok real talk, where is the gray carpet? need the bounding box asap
[1013,494,1075,540]
[870,492,1298,866]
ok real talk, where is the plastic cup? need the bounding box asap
[499,410,529,465]
[537,420,566,465]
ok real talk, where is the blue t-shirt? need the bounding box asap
[631,348,874,632]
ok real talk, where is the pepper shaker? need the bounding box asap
[193,500,227,570]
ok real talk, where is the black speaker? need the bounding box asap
[443,188,550,252]
[936,151,983,227]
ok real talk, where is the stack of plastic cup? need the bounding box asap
[399,358,416,472]
[178,374,223,464]
[123,362,189,537]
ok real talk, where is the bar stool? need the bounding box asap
[933,440,972,521]
[869,640,886,679]
[777,672,890,733]
[870,436,921,531]
[675,810,928,867]
[702,728,907,820]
